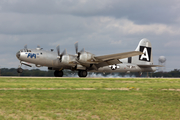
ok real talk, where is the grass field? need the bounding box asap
[0,77,180,120]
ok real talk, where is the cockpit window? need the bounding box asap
[27,49,31,52]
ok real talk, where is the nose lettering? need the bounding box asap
[27,53,36,59]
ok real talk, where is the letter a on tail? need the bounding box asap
[139,46,151,62]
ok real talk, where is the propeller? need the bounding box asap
[24,44,27,52]
[80,48,85,53]
[75,41,78,54]
[74,42,85,60]
[56,45,67,62]
[57,44,60,56]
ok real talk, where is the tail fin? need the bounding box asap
[131,38,153,65]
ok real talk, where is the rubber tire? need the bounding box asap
[17,68,23,73]
[54,70,63,77]
[78,70,87,77]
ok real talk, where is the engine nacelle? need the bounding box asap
[79,52,94,62]
[61,55,70,64]
[61,55,76,65]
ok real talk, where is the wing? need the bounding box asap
[75,51,142,69]
[95,51,142,62]
[93,51,143,68]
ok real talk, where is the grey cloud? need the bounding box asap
[0,0,179,24]
[0,13,88,35]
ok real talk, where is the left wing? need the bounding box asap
[75,51,142,69]
[95,51,142,62]
[92,51,143,68]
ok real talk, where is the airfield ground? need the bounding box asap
[0,77,180,120]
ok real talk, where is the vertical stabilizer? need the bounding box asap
[132,38,153,65]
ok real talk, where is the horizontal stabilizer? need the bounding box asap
[138,65,164,67]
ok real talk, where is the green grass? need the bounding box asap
[0,77,180,119]
[0,77,180,90]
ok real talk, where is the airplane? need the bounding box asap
[16,38,159,77]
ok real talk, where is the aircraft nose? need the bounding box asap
[16,51,20,59]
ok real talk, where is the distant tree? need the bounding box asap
[1,68,180,78]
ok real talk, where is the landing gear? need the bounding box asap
[78,70,87,77]
[17,67,23,73]
[54,70,63,77]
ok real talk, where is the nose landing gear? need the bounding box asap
[17,66,23,73]
[17,67,23,73]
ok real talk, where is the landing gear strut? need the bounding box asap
[78,70,87,77]
[54,70,63,77]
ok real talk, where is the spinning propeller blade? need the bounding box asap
[80,48,85,53]
[56,44,67,62]
[56,44,60,56]
[24,45,27,52]
[74,42,85,60]
[61,49,67,56]
[75,42,78,54]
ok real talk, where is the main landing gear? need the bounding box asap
[54,70,87,77]
[54,70,64,77]
[78,70,87,77]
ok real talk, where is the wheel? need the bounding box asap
[78,70,82,77]
[78,70,87,77]
[17,68,23,73]
[54,70,63,77]
[58,71,63,77]
[54,71,58,77]
[81,70,87,77]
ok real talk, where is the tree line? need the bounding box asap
[0,68,180,77]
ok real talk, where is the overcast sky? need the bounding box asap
[0,0,180,71]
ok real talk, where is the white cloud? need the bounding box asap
[165,40,180,47]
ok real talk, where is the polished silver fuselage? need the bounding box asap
[16,49,156,73]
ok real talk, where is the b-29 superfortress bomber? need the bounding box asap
[16,38,161,77]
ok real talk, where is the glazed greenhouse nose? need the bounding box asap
[16,51,20,59]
